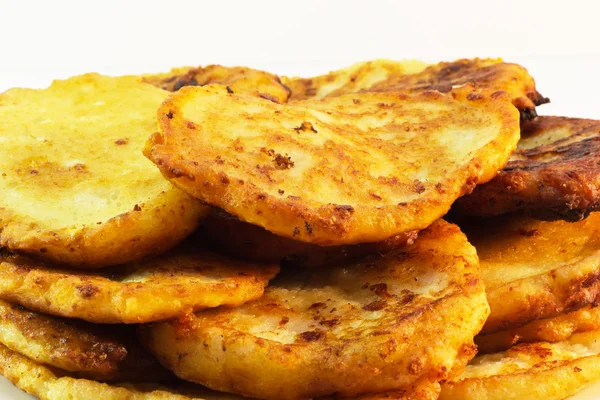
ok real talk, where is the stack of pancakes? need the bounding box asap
[0,58,598,400]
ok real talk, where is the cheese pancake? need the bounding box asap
[0,74,208,267]
[140,220,489,399]
[454,116,600,221]
[146,85,519,245]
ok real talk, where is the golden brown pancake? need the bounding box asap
[140,220,489,399]
[454,116,600,222]
[145,84,519,245]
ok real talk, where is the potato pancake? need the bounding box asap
[283,59,428,101]
[0,244,278,324]
[367,58,548,120]
[476,304,600,354]
[0,73,208,268]
[0,343,246,400]
[143,65,291,103]
[140,220,489,399]
[440,331,600,400]
[454,116,600,221]
[460,212,600,335]
[0,299,168,381]
[197,208,418,268]
[146,85,519,245]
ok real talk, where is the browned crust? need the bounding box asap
[454,116,600,221]
[197,208,418,268]
[366,58,548,120]
[143,64,291,103]
[146,85,519,245]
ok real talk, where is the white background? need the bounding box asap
[1,0,600,399]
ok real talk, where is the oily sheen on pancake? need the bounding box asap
[140,220,489,400]
[440,331,600,400]
[146,84,519,245]
[0,74,208,267]
[0,244,278,324]
[0,299,168,382]
[461,212,600,335]
[144,64,291,103]
[454,116,600,221]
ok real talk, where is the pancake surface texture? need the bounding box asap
[454,116,600,221]
[0,73,208,267]
[440,331,600,400]
[462,212,600,334]
[146,84,519,245]
[0,244,279,324]
[141,220,489,399]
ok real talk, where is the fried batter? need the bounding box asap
[440,331,600,400]
[367,58,548,120]
[0,242,278,324]
[143,65,290,103]
[197,208,418,268]
[140,220,489,399]
[476,304,600,354]
[0,343,247,399]
[0,74,208,267]
[461,212,600,335]
[0,299,168,381]
[146,84,519,245]
[283,59,428,101]
[454,116,600,221]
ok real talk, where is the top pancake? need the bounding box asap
[144,64,291,103]
[146,85,519,245]
[0,74,208,267]
[284,58,547,120]
[454,116,600,221]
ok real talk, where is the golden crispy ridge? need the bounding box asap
[461,212,600,335]
[146,84,519,245]
[0,243,279,324]
[476,304,600,354]
[0,299,168,381]
[454,116,600,221]
[0,342,248,399]
[143,65,291,103]
[0,73,208,268]
[197,208,418,268]
[440,331,600,400]
[366,58,548,120]
[140,220,489,399]
[283,59,428,101]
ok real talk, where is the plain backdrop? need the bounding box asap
[1,1,600,399]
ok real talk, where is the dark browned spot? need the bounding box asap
[308,302,327,310]
[320,319,340,327]
[297,331,324,342]
[370,193,382,201]
[133,204,142,212]
[413,179,426,194]
[274,154,294,169]
[278,189,285,195]
[30,170,38,175]
[76,284,100,299]
[293,121,318,133]
[370,283,392,298]
[352,99,361,104]
[186,121,197,130]
[362,300,387,311]
[467,92,484,101]
[115,138,128,145]
[259,93,279,103]
[574,366,582,372]
[226,86,234,94]
[334,205,354,213]
[166,111,174,119]
[279,317,289,326]
[293,227,300,236]
[304,221,313,235]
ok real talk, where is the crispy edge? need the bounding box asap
[476,304,600,354]
[1,186,209,268]
[146,86,520,245]
[0,251,280,324]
